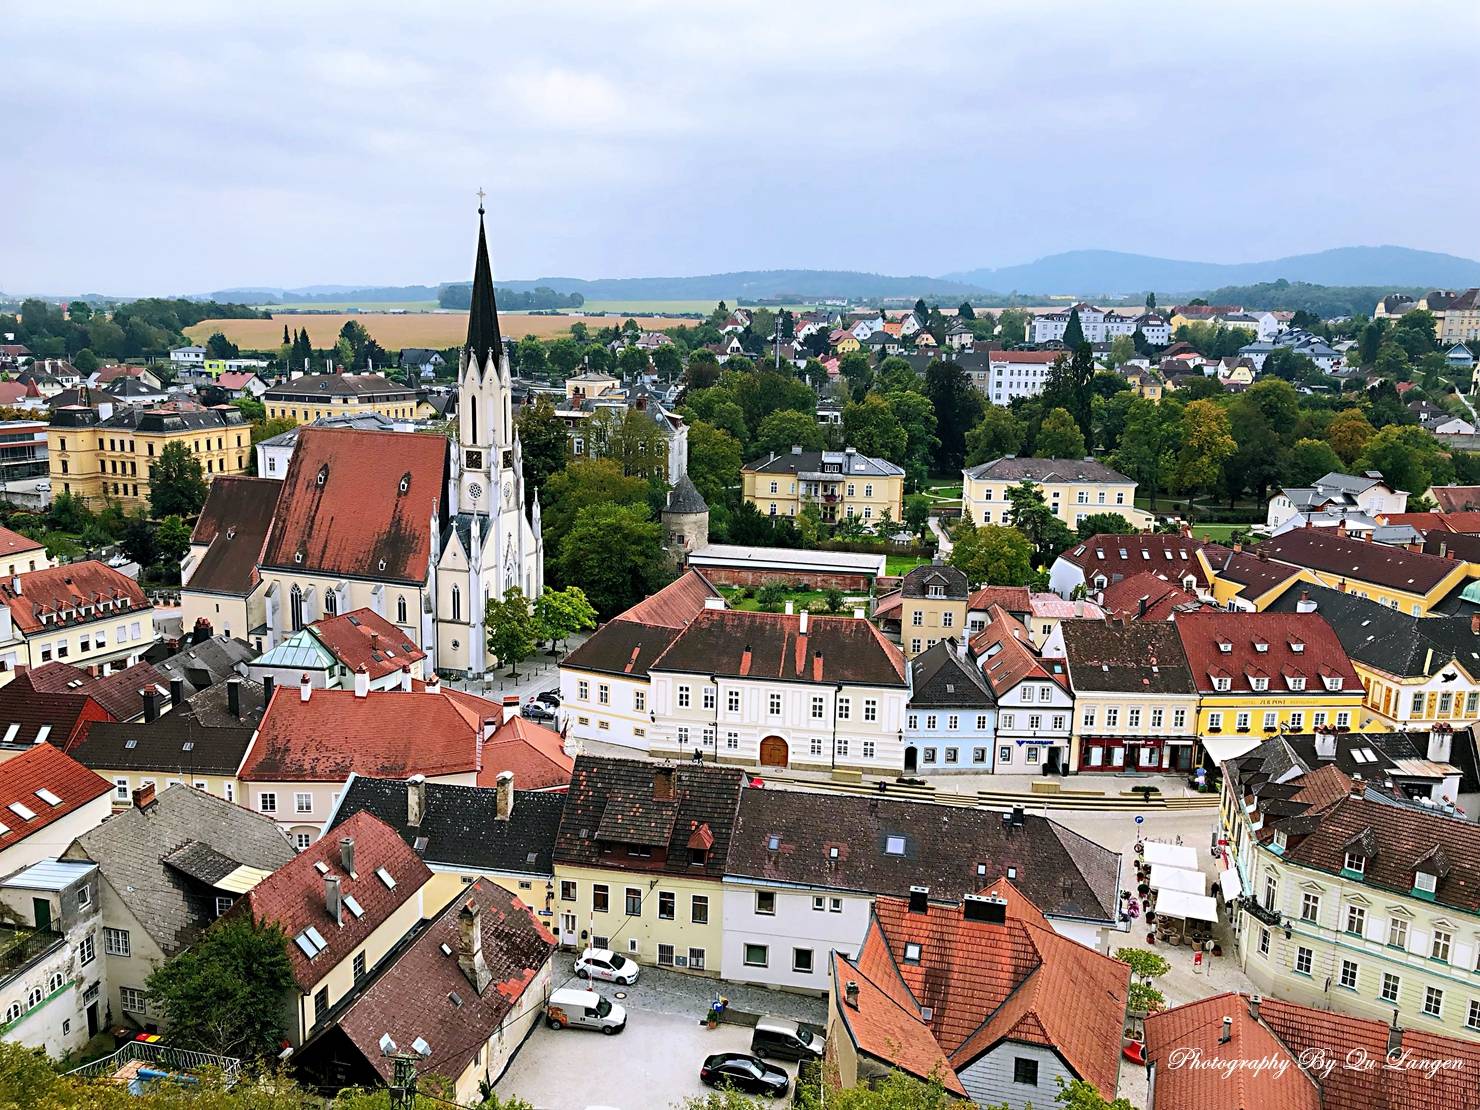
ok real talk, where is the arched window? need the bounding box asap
[451,585,462,623]
[47,973,63,994]
[397,596,407,624]
[290,585,305,631]
[26,987,43,1009]
[469,395,477,440]
[4,1002,19,1023]
[324,589,337,617]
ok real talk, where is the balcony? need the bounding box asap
[1240,897,1282,928]
[0,924,62,981]
[67,1040,243,1086]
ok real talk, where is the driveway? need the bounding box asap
[495,965,819,1110]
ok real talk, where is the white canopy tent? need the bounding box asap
[1153,888,1220,924]
[1150,865,1205,895]
[1218,868,1243,902]
[1200,735,1264,765]
[1142,841,1200,870]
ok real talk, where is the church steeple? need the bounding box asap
[465,194,503,370]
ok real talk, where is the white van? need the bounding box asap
[546,987,627,1034]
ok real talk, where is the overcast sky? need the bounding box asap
[7,1,1477,295]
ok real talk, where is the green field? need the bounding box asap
[1191,524,1252,542]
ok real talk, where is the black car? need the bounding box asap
[700,1053,789,1098]
[536,689,561,707]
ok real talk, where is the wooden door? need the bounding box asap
[759,736,789,768]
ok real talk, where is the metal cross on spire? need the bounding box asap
[476,187,486,214]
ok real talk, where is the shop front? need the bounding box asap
[1078,735,1197,773]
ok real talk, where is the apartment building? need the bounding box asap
[964,456,1153,532]
[972,606,1074,775]
[0,560,155,673]
[895,561,969,658]
[742,446,904,525]
[905,640,997,774]
[262,372,419,427]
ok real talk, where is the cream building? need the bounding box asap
[263,372,419,426]
[963,456,1153,531]
[742,446,904,526]
[0,560,155,674]
[0,525,50,578]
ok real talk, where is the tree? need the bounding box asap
[843,394,907,463]
[1035,407,1087,459]
[958,301,976,320]
[924,358,983,472]
[72,348,99,374]
[964,406,1025,465]
[149,440,209,518]
[1075,512,1135,540]
[1285,437,1345,486]
[546,336,583,378]
[587,407,669,481]
[754,409,824,456]
[541,459,651,552]
[1175,399,1237,509]
[516,335,548,379]
[485,586,536,677]
[838,351,873,400]
[617,344,649,378]
[204,330,239,360]
[1106,334,1136,370]
[120,511,158,567]
[556,503,668,618]
[651,344,682,381]
[884,389,938,486]
[1355,424,1455,494]
[514,398,568,502]
[1145,291,1157,310]
[903,493,931,536]
[684,387,749,444]
[1050,1077,1137,1110]
[1061,307,1086,350]
[146,915,296,1059]
[532,585,598,653]
[685,421,743,512]
[948,519,1033,586]
[1005,480,1074,563]
[1325,408,1376,464]
[156,514,192,564]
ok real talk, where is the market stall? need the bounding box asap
[1150,865,1205,895]
[1142,841,1200,870]
[1151,888,1219,946]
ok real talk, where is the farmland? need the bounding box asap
[184,312,684,351]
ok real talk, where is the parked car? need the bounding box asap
[536,689,561,706]
[700,1053,789,1098]
[574,947,639,985]
[751,1015,823,1061]
[522,700,556,723]
[546,987,626,1034]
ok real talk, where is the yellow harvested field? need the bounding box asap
[184,312,681,351]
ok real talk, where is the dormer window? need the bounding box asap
[1414,871,1438,896]
[1273,831,1287,851]
[398,473,410,494]
[1289,641,1305,654]
[1214,677,1231,692]
[1253,641,1269,653]
[1323,676,1342,691]
[316,464,329,486]
[1343,852,1365,876]
[1217,641,1232,654]
[927,585,944,599]
[1250,677,1269,691]
[1288,676,1307,691]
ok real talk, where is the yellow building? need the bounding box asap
[0,525,50,578]
[263,372,419,427]
[1203,547,1306,611]
[962,455,1154,531]
[832,333,861,354]
[742,446,904,525]
[895,562,969,658]
[1258,529,1476,616]
[47,403,251,511]
[68,713,254,811]
[1176,611,1370,766]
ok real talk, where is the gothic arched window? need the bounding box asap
[324,589,337,617]
[451,584,461,623]
[290,585,305,631]
[397,595,407,624]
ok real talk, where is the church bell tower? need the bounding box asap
[458,196,514,516]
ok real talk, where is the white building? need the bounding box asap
[973,607,1074,775]
[982,350,1061,405]
[1266,471,1408,533]
[168,345,205,367]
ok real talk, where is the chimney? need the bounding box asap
[1387,1013,1402,1056]
[300,673,312,702]
[400,665,412,692]
[1438,540,1448,559]
[1314,730,1337,760]
[784,599,794,615]
[339,836,356,877]
[142,689,159,723]
[1471,613,1480,636]
[482,716,498,743]
[1233,541,1242,554]
[1075,600,1084,618]
[353,664,370,698]
[263,675,275,704]
[1296,589,1317,614]
[226,677,241,719]
[844,980,860,1009]
[1220,1016,1232,1044]
[325,874,342,925]
[653,766,676,801]
[406,774,426,829]
[1350,774,1365,799]
[502,694,520,721]
[495,770,514,821]
[425,675,441,694]
[132,782,156,810]
[457,898,493,994]
[1247,994,1261,1021]
[169,677,184,707]
[799,610,809,635]
[852,606,865,619]
[9,575,19,595]
[1138,596,1147,618]
[908,885,929,914]
[369,631,379,652]
[1337,578,1347,593]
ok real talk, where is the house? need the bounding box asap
[151,634,256,701]
[559,569,722,752]
[21,659,170,724]
[60,783,296,1029]
[1147,992,1480,1110]
[234,810,433,1047]
[975,350,1062,405]
[101,377,170,408]
[905,640,997,774]
[1429,484,1480,514]
[0,671,114,755]
[252,412,416,480]
[0,525,49,578]
[214,371,268,399]
[895,561,969,658]
[250,607,428,692]
[0,559,154,674]
[1265,470,1408,533]
[1095,571,1203,621]
[742,446,905,526]
[1031,303,1139,345]
[179,475,282,650]
[1256,527,1475,615]
[964,457,1152,533]
[168,346,205,368]
[829,880,1129,1109]
[557,373,689,486]
[551,756,746,973]
[0,745,113,876]
[645,608,909,773]
[971,607,1074,774]
[1445,342,1475,369]
[398,348,446,377]
[724,791,1120,995]
[68,710,256,809]
[1063,619,1199,773]
[1265,582,1480,733]
[263,373,419,427]
[1176,611,1364,765]
[1220,750,1480,1037]
[1048,532,1213,599]
[326,773,565,916]
[293,879,555,1103]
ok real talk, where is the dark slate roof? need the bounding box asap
[963,455,1133,484]
[99,405,246,432]
[262,374,415,401]
[162,840,247,886]
[1264,582,1480,678]
[651,609,907,687]
[64,784,297,955]
[554,756,746,879]
[70,716,255,777]
[744,448,903,479]
[1256,529,1459,595]
[1228,729,1469,793]
[899,563,969,600]
[185,477,281,597]
[152,636,254,696]
[328,775,565,876]
[909,640,995,709]
[665,475,708,514]
[1062,619,1197,695]
[465,207,504,367]
[182,677,267,727]
[559,620,686,679]
[726,790,1119,923]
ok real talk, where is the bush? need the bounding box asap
[755,583,787,611]
[1114,948,1170,981]
[1128,979,1166,1014]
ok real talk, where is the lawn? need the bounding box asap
[1190,524,1252,542]
[886,554,930,576]
[719,586,864,613]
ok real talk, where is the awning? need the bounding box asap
[1143,841,1200,870]
[1153,889,1219,923]
[1200,735,1265,765]
[1219,867,1243,902]
[1150,865,1205,894]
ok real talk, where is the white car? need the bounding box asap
[574,947,639,985]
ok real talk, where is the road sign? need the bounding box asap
[1134,815,1145,825]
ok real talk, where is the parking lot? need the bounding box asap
[494,964,824,1110]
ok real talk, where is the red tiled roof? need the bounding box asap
[1174,611,1358,695]
[0,525,44,558]
[1059,534,1213,589]
[0,744,111,848]
[0,560,149,635]
[831,947,965,1096]
[261,428,446,584]
[1430,485,1480,514]
[27,660,167,724]
[619,569,721,628]
[478,715,572,792]
[972,606,1064,696]
[187,476,281,598]
[871,589,902,620]
[1098,571,1201,620]
[308,608,425,681]
[216,371,260,390]
[241,685,486,782]
[988,350,1061,364]
[239,810,431,992]
[967,585,1031,614]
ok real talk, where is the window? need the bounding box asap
[691,895,709,924]
[1150,708,1164,728]
[1424,986,1444,1019]
[1381,972,1401,1003]
[885,835,906,855]
[1294,946,1313,975]
[744,944,768,967]
[726,731,738,750]
[1258,927,1270,956]
[632,689,646,712]
[625,888,641,916]
[658,891,675,920]
[926,715,937,730]
[1415,871,1437,895]
[1173,708,1187,729]
[726,689,740,713]
[1236,711,1250,730]
[1263,875,1277,911]
[296,832,312,850]
[1263,711,1278,731]
[1288,712,1304,730]
[837,698,850,720]
[104,928,131,957]
[113,778,129,801]
[599,684,610,706]
[215,896,233,917]
[353,951,367,983]
[1000,745,1012,764]
[1345,904,1366,935]
[593,885,609,913]
[1339,959,1358,991]
[1388,917,1409,949]
[1300,893,1320,923]
[1469,1000,1480,1032]
[1208,712,1223,731]
[942,611,954,628]
[1432,929,1452,963]
[768,693,782,716]
[1013,1058,1039,1086]
[120,986,148,1013]
[702,686,715,710]
[314,987,330,1023]
[561,880,576,901]
[577,680,589,700]
[862,740,875,759]
[258,792,277,814]
[688,948,706,971]
[295,792,312,814]
[677,685,690,708]
[1129,708,1142,728]
[903,942,922,964]
[863,699,877,722]
[656,943,675,967]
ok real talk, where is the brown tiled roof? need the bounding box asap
[330,879,556,1083]
[1174,611,1359,695]
[261,428,446,584]
[186,476,281,597]
[1429,485,1480,513]
[476,715,572,792]
[308,608,424,681]
[972,606,1067,696]
[0,744,111,848]
[1062,619,1196,695]
[238,810,431,992]
[561,570,719,679]
[966,585,1031,614]
[27,660,168,724]
[1209,549,1303,599]
[652,609,907,686]
[963,456,1133,485]
[0,560,149,635]
[1057,534,1213,589]
[553,756,745,879]
[620,569,722,626]
[1096,571,1201,620]
[1256,529,1460,595]
[0,673,111,749]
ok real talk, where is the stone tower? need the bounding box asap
[662,475,709,558]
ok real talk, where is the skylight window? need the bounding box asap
[8,802,36,821]
[767,835,781,851]
[376,867,396,889]
[904,942,922,963]
[884,835,906,856]
[34,789,61,806]
[124,739,137,749]
[343,894,365,918]
[440,943,453,956]
[294,927,328,958]
[0,822,8,835]
[313,861,330,875]
[1,724,19,746]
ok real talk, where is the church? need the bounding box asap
[241,204,543,677]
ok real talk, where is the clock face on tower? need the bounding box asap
[465,449,483,471]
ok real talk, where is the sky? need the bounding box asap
[6,1,1478,295]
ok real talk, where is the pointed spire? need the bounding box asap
[465,197,503,370]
